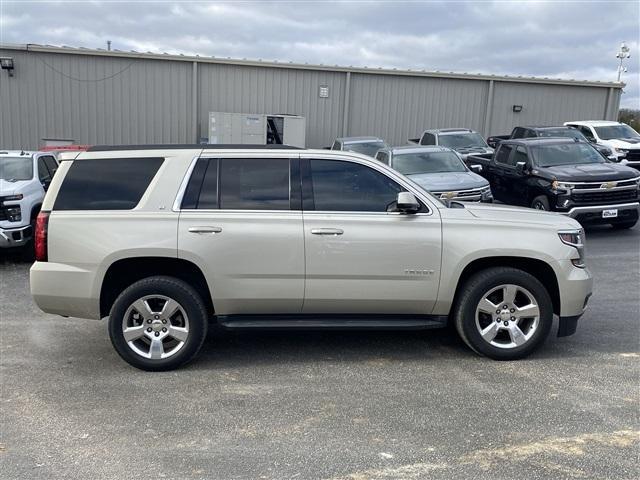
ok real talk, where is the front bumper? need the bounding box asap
[555,260,593,336]
[0,224,32,248]
[558,202,639,224]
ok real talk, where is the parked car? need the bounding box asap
[331,136,388,157]
[487,126,615,160]
[564,121,640,168]
[1,150,58,250]
[374,145,493,202]
[31,144,593,370]
[467,138,640,228]
[408,128,494,162]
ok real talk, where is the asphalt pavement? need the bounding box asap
[1,224,638,479]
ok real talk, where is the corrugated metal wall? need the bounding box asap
[348,74,489,145]
[198,63,345,148]
[489,82,613,135]
[0,47,621,150]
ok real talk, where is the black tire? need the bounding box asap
[531,195,550,211]
[611,220,637,230]
[108,276,208,371]
[453,267,553,360]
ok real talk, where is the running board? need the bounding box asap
[216,314,447,331]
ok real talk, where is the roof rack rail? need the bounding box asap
[86,144,304,152]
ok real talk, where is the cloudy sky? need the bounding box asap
[1,0,638,107]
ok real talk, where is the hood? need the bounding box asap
[0,179,31,197]
[606,138,640,148]
[539,162,639,182]
[407,171,488,191]
[457,147,493,159]
[462,202,580,229]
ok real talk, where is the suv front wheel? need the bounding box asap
[453,267,553,360]
[108,276,208,371]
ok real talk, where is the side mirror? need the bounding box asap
[515,161,527,174]
[396,192,420,214]
[470,164,483,173]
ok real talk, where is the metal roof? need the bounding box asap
[0,43,624,89]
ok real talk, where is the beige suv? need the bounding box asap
[30,145,592,370]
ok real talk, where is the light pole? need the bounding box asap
[616,41,630,82]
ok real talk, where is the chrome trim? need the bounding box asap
[571,184,639,193]
[559,202,640,217]
[172,154,202,212]
[556,176,640,187]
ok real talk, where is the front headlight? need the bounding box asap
[552,180,574,193]
[480,186,493,199]
[558,229,585,268]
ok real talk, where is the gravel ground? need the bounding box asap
[1,224,638,480]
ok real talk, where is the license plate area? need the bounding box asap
[602,209,618,218]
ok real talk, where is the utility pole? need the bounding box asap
[107,40,112,51]
[616,41,630,82]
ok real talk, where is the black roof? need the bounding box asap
[503,137,577,146]
[86,144,303,152]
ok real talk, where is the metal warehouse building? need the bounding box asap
[0,43,624,150]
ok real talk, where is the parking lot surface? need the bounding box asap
[1,225,638,480]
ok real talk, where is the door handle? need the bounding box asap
[311,228,344,235]
[188,226,222,234]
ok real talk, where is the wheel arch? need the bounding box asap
[453,256,560,316]
[100,257,214,318]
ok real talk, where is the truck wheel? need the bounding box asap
[611,220,637,230]
[108,276,208,371]
[531,196,550,211]
[453,267,553,360]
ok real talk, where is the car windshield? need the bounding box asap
[531,143,605,167]
[593,124,640,140]
[538,128,585,141]
[438,133,488,150]
[393,151,467,175]
[0,156,34,181]
[343,141,388,157]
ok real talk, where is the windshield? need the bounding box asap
[394,151,467,175]
[594,124,640,140]
[531,143,605,167]
[0,156,34,182]
[343,141,388,157]
[538,128,585,141]
[438,133,488,150]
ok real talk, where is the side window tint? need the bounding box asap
[512,146,529,166]
[54,158,163,210]
[377,152,389,165]
[420,133,435,145]
[495,145,514,165]
[38,157,52,183]
[309,159,403,212]
[581,126,595,141]
[219,158,290,210]
[331,141,340,150]
[43,156,58,176]
[511,128,524,139]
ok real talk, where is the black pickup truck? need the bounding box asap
[487,126,615,160]
[467,138,640,228]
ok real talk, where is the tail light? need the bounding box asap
[35,212,50,262]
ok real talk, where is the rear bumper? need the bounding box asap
[0,224,32,248]
[30,261,101,319]
[559,202,639,224]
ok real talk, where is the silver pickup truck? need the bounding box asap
[31,144,592,371]
[374,145,493,202]
[409,128,494,162]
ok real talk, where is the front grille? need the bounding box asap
[571,188,638,204]
[624,150,640,162]
[433,187,484,202]
[572,179,637,190]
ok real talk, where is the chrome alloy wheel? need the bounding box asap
[121,295,190,360]
[475,284,541,349]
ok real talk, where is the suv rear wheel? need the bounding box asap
[453,267,553,360]
[108,276,208,371]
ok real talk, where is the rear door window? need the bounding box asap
[54,157,163,210]
[495,145,515,166]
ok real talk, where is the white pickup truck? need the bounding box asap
[0,150,58,250]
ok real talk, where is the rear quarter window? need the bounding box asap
[53,157,163,210]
